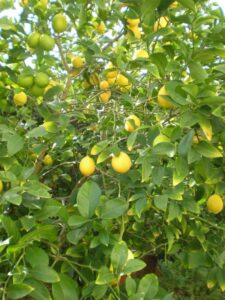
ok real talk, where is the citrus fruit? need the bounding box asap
[207,194,223,214]
[13,92,27,106]
[52,13,68,33]
[154,16,169,32]
[133,49,149,59]
[99,91,111,103]
[125,115,141,132]
[99,80,109,90]
[0,180,3,193]
[106,63,118,78]
[111,152,132,174]
[94,21,106,34]
[34,72,49,88]
[71,56,85,68]
[116,74,129,86]
[42,121,57,133]
[127,18,140,26]
[27,32,40,48]
[39,34,55,51]
[79,156,96,176]
[30,85,45,97]
[89,73,99,85]
[107,77,116,86]
[157,85,175,109]
[43,154,53,166]
[153,134,170,146]
[18,74,34,88]
[127,25,141,39]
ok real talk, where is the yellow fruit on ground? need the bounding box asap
[99,80,109,90]
[207,194,224,214]
[0,180,3,193]
[154,16,169,32]
[99,91,111,103]
[157,86,175,109]
[13,92,27,106]
[79,156,96,176]
[43,154,53,166]
[71,56,85,68]
[127,18,140,26]
[116,74,129,87]
[125,115,141,132]
[153,134,170,146]
[94,21,106,34]
[133,49,149,59]
[111,152,132,174]
[52,13,68,33]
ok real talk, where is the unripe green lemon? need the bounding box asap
[39,34,55,51]
[34,72,49,88]
[79,156,96,176]
[18,74,34,88]
[27,32,40,48]
[30,85,45,97]
[52,13,68,33]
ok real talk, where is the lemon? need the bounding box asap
[71,56,85,68]
[20,0,29,6]
[106,63,118,79]
[89,73,99,86]
[125,115,141,132]
[18,74,34,88]
[34,72,49,88]
[99,91,111,103]
[43,154,53,166]
[153,134,170,146]
[94,21,106,34]
[30,85,45,97]
[0,180,3,193]
[27,32,40,48]
[42,121,57,133]
[13,92,27,106]
[154,16,169,32]
[99,80,109,90]
[127,18,140,26]
[116,74,129,87]
[133,49,149,59]
[170,1,178,9]
[207,194,223,214]
[127,25,141,39]
[107,77,116,86]
[82,80,91,89]
[52,13,68,33]
[36,0,48,9]
[39,34,55,51]
[157,86,175,109]
[111,152,132,174]
[79,156,96,176]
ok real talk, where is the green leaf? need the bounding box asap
[152,142,176,157]
[100,198,128,219]
[0,0,13,11]
[0,17,16,30]
[7,284,34,299]
[1,215,21,244]
[95,266,114,285]
[127,131,138,151]
[68,215,90,228]
[27,126,48,138]
[44,86,62,101]
[178,130,194,157]
[137,274,159,300]
[168,202,181,222]
[35,198,62,221]
[25,246,49,268]
[124,259,146,274]
[2,188,22,205]
[189,62,207,82]
[77,181,101,218]
[25,279,52,300]
[7,133,24,156]
[29,266,59,283]
[24,180,51,198]
[173,157,188,186]
[199,96,225,105]
[66,227,87,245]
[126,277,137,297]
[195,141,222,158]
[165,81,187,105]
[141,157,153,183]
[52,273,79,300]
[154,195,168,211]
[90,140,109,155]
[179,0,195,11]
[111,241,128,274]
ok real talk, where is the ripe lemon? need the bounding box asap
[153,134,170,146]
[133,49,149,59]
[13,92,27,106]
[18,74,34,88]
[116,74,129,87]
[127,18,140,26]
[43,154,53,166]
[154,16,169,32]
[170,1,179,9]
[106,63,118,79]
[52,13,68,33]
[100,80,109,90]
[107,77,116,86]
[79,156,96,176]
[30,85,45,97]
[207,194,223,214]
[89,73,99,86]
[94,21,106,34]
[157,86,175,109]
[71,56,85,68]
[125,115,141,132]
[99,91,111,103]
[111,152,132,174]
[39,34,55,51]
[27,32,40,48]
[34,72,49,88]
[127,25,141,39]
[0,180,3,193]
[20,0,29,6]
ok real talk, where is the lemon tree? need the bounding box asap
[0,0,225,299]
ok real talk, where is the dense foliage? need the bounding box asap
[0,0,225,299]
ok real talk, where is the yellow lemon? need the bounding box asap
[79,156,96,176]
[13,92,27,106]
[153,134,170,146]
[94,21,106,34]
[157,86,175,109]
[127,24,141,39]
[72,56,85,68]
[116,74,129,87]
[52,13,68,33]
[127,18,140,26]
[99,91,111,103]
[107,77,116,86]
[0,180,3,193]
[89,73,99,86]
[111,152,132,174]
[133,49,149,59]
[170,1,179,9]
[207,194,223,214]
[99,80,109,90]
[154,16,169,32]
[43,154,53,166]
[106,63,119,79]
[125,115,141,132]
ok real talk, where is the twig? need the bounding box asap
[102,31,124,51]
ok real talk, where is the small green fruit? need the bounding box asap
[18,74,34,88]
[27,32,40,48]
[30,85,45,97]
[52,13,68,33]
[34,72,49,88]
[39,34,55,51]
